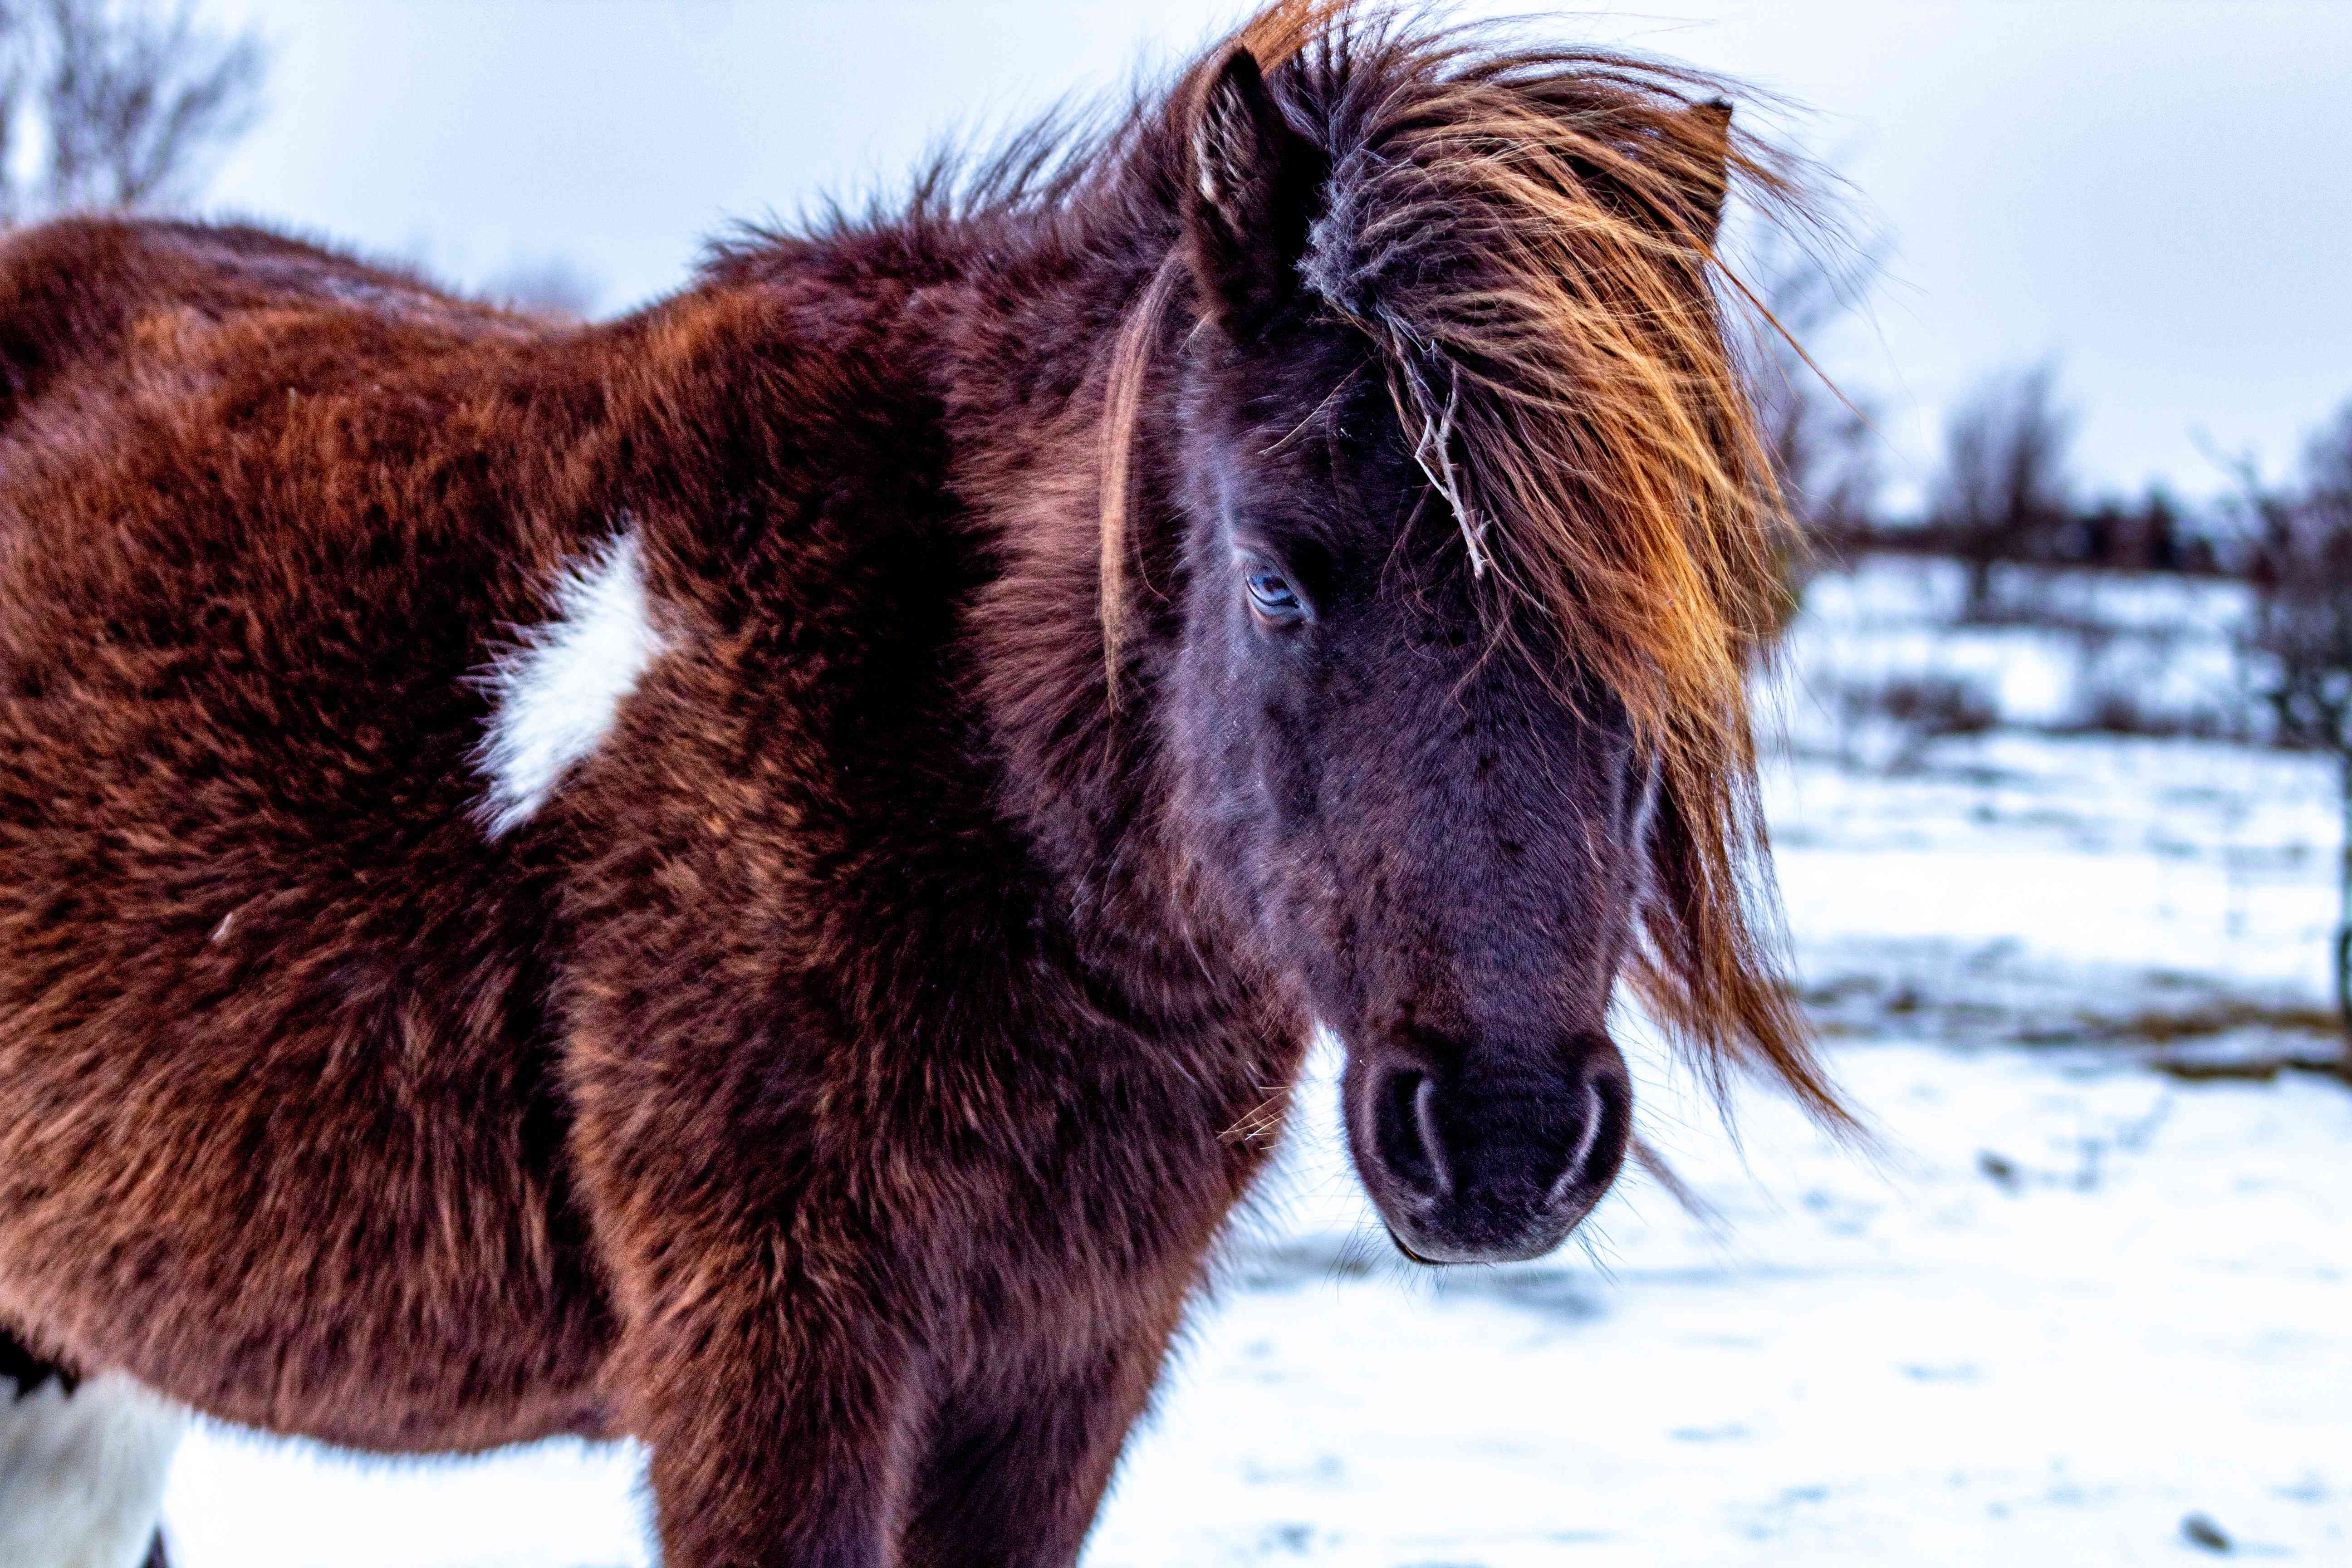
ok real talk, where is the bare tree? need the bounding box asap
[1928,362,2076,615]
[1725,227,1882,637]
[0,0,265,224]
[1743,235,1880,549]
[2244,402,2352,1054]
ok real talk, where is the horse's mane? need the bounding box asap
[710,1,1849,1128]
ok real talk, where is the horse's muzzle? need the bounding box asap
[1345,1028,1632,1264]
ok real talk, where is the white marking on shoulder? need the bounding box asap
[472,526,670,838]
[0,1372,184,1568]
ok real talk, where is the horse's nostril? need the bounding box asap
[1411,1072,1453,1195]
[1373,1068,1451,1199]
[1557,1061,1632,1200]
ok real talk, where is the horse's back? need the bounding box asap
[0,217,528,428]
[0,217,620,1449]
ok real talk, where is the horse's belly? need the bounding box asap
[0,1003,617,1454]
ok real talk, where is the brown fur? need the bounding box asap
[0,5,1844,1563]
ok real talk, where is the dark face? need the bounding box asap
[1167,321,1653,1264]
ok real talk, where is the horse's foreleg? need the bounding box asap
[900,1308,1185,1568]
[571,1065,922,1568]
[0,1343,183,1568]
[612,1280,918,1568]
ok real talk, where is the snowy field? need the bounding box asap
[163,561,2350,1566]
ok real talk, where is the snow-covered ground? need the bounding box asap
[162,563,2350,1566]
[1090,1042,2349,1567]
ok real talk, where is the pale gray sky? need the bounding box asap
[201,1,2352,508]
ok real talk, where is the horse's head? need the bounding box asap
[1119,33,1844,1263]
[1166,331,1651,1264]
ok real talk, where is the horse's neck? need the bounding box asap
[945,233,1253,1020]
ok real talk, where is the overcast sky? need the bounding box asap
[198,0,2352,509]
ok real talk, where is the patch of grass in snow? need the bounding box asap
[2073,1000,2343,1044]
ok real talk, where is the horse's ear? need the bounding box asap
[1680,98,1733,247]
[1185,48,1328,335]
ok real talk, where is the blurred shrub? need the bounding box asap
[1825,671,1999,772]
[1872,673,1999,740]
[483,257,603,323]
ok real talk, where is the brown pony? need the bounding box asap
[0,4,1847,1564]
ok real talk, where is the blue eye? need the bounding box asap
[1245,567,1302,617]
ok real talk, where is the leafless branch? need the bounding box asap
[2235,402,2352,1044]
[0,0,266,222]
